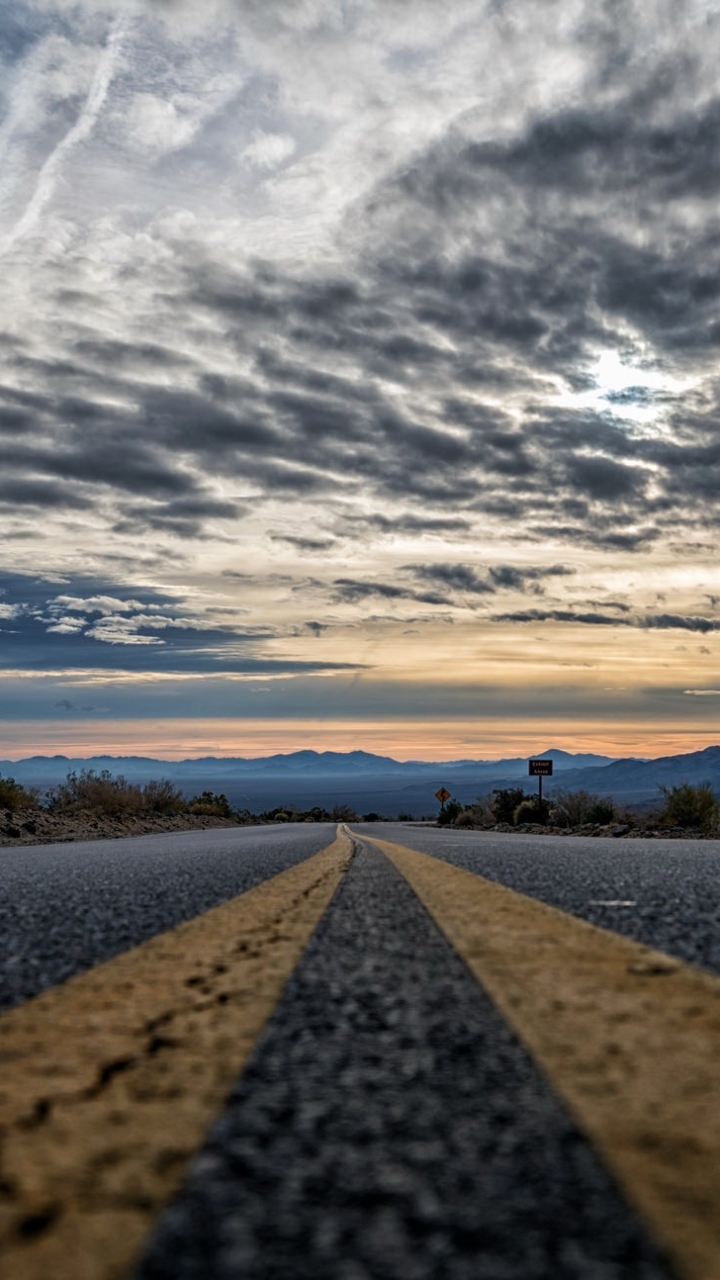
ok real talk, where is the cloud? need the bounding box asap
[242,130,296,169]
[3,14,128,251]
[271,534,336,551]
[4,1,720,747]
[331,578,450,608]
[492,609,633,627]
[492,609,720,634]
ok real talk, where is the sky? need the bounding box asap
[2,0,720,762]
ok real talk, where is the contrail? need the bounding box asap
[3,15,127,251]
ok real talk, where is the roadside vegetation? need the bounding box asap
[5,767,720,842]
[439,778,720,835]
[0,768,392,841]
[0,774,38,812]
[46,769,185,817]
[440,783,620,834]
[658,781,720,834]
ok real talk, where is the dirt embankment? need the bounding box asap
[0,808,243,847]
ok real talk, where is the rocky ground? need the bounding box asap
[0,807,243,847]
[451,820,710,838]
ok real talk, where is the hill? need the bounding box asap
[3,746,717,817]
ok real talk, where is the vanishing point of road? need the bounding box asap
[2,822,720,1280]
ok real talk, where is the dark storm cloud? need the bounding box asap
[641,614,720,633]
[2,436,196,498]
[493,609,634,626]
[114,495,246,537]
[271,534,336,551]
[563,456,647,501]
[0,477,94,509]
[408,564,495,596]
[73,338,194,372]
[363,514,471,535]
[331,578,450,607]
[408,562,575,597]
[492,608,720,633]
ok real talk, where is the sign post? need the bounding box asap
[528,759,553,818]
[435,786,451,815]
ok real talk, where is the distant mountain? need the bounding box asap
[0,747,617,784]
[538,745,720,805]
[2,745,716,815]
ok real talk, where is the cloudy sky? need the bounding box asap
[2,0,720,761]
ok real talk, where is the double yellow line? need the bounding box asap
[2,827,720,1280]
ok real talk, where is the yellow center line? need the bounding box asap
[0,830,352,1280]
[363,833,720,1280]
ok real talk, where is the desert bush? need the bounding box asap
[187,790,232,818]
[331,803,358,821]
[452,809,477,828]
[0,774,38,812]
[490,787,527,824]
[47,769,144,816]
[437,797,464,826]
[513,797,550,825]
[549,788,616,827]
[659,781,720,832]
[141,778,185,814]
[585,798,617,824]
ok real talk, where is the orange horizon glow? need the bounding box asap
[2,718,720,763]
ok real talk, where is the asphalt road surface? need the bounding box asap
[4,821,720,1278]
[135,833,671,1280]
[0,823,335,1012]
[354,822,720,975]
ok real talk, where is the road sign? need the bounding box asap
[528,759,553,776]
[435,787,451,804]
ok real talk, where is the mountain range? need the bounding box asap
[2,745,719,816]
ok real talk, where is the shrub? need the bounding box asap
[490,787,527,824]
[141,779,185,814]
[187,790,232,818]
[331,804,358,821]
[659,781,720,832]
[549,788,616,827]
[48,769,191,818]
[452,801,490,829]
[437,798,464,826]
[513,798,550,825]
[0,774,37,812]
[585,798,617,825]
[452,809,477,828]
[47,769,144,816]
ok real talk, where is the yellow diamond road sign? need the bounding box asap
[435,787,451,804]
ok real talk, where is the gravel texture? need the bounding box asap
[136,838,672,1280]
[0,806,242,847]
[0,823,334,1012]
[354,823,720,975]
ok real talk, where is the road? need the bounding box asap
[2,822,720,1279]
[354,822,720,974]
[0,823,335,1012]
